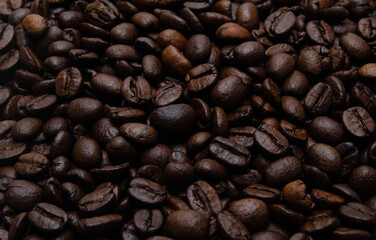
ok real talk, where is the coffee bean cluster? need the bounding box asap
[0,0,376,239]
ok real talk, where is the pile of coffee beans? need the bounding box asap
[1,0,376,239]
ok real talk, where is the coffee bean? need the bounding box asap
[120,123,158,145]
[217,210,251,240]
[306,20,335,46]
[55,67,82,98]
[342,106,375,138]
[15,152,49,178]
[184,34,211,65]
[209,136,251,169]
[340,32,370,62]
[306,143,342,178]
[265,9,296,38]
[228,198,269,231]
[28,202,67,234]
[78,183,117,214]
[338,202,376,228]
[309,116,344,146]
[331,227,371,240]
[164,210,209,240]
[266,156,302,187]
[22,14,47,37]
[348,165,376,199]
[128,178,166,205]
[186,63,218,93]
[300,210,337,234]
[134,209,163,235]
[75,214,123,237]
[67,97,103,124]
[161,45,192,77]
[216,22,252,43]
[186,181,223,217]
[242,184,280,203]
[121,76,152,106]
[254,123,289,157]
[282,180,315,212]
[0,142,28,165]
[311,189,345,208]
[5,180,42,211]
[210,76,248,111]
[304,83,333,116]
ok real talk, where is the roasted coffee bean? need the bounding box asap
[348,165,376,199]
[209,136,251,169]
[134,208,163,235]
[164,210,209,240]
[185,63,218,93]
[338,202,376,228]
[254,123,289,157]
[309,116,344,146]
[217,210,251,240]
[67,97,103,124]
[121,76,152,106]
[306,143,342,178]
[304,83,333,116]
[78,183,117,214]
[340,32,370,62]
[55,67,82,98]
[15,151,49,178]
[75,214,123,237]
[242,184,280,203]
[5,180,42,211]
[228,198,269,231]
[28,202,67,234]
[0,142,28,165]
[265,9,296,38]
[300,210,337,234]
[282,180,315,212]
[266,156,302,187]
[342,106,375,138]
[128,178,166,205]
[306,20,335,46]
[186,180,222,217]
[311,189,345,208]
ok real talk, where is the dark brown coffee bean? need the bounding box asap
[349,165,376,199]
[133,209,163,235]
[242,184,280,203]
[164,210,209,240]
[15,152,49,178]
[306,143,342,178]
[194,158,227,181]
[8,212,28,240]
[186,180,223,217]
[228,198,269,231]
[75,214,123,237]
[91,73,122,96]
[0,49,19,73]
[300,210,337,234]
[311,189,345,208]
[342,106,375,138]
[216,22,252,43]
[281,96,305,124]
[265,9,296,38]
[304,83,333,116]
[209,136,251,169]
[78,184,117,214]
[269,204,305,228]
[309,116,344,146]
[185,63,218,93]
[340,32,370,62]
[72,137,101,169]
[5,180,42,211]
[217,210,251,240]
[297,46,332,76]
[11,117,43,142]
[254,123,289,157]
[128,178,166,205]
[266,53,295,82]
[120,123,158,145]
[184,34,211,65]
[67,97,103,124]
[28,202,67,234]
[358,63,376,80]
[233,41,265,67]
[331,227,371,240]
[110,23,138,44]
[306,20,335,46]
[266,156,302,187]
[121,76,152,106]
[338,202,376,228]
[282,180,315,212]
[150,104,197,139]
